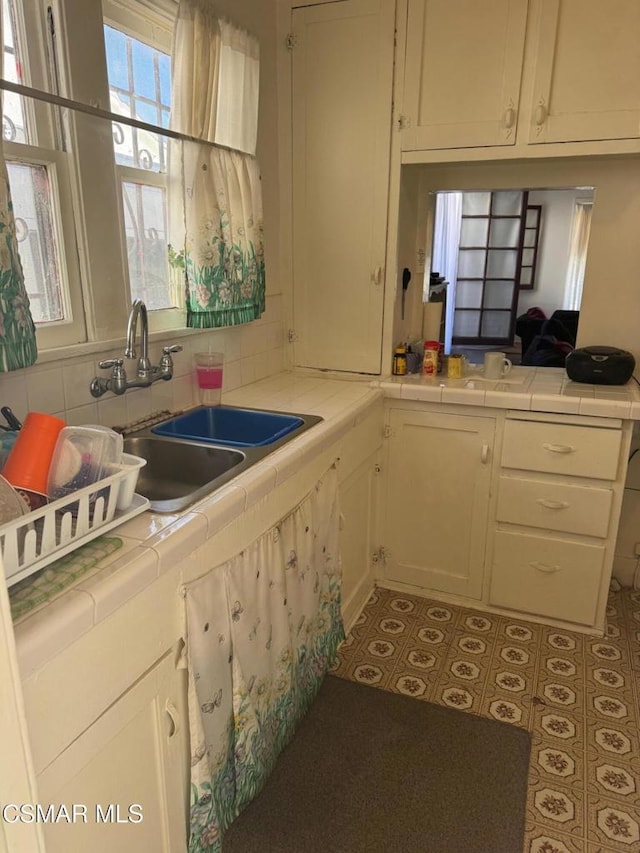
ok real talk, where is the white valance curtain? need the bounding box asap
[183,466,344,852]
[169,0,265,328]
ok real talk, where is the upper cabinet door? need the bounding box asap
[292,0,395,374]
[402,0,529,151]
[529,0,640,144]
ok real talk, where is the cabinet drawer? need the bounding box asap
[496,476,613,537]
[501,420,621,480]
[489,530,604,626]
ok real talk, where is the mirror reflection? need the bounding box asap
[430,187,595,367]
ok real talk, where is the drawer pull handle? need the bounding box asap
[536,498,570,510]
[542,442,575,454]
[530,561,561,574]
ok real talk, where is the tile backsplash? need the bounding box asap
[0,295,286,430]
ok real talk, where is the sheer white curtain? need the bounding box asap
[169,0,265,328]
[432,192,463,353]
[564,201,593,311]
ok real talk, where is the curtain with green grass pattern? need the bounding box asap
[0,40,37,370]
[169,1,265,329]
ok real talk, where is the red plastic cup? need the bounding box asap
[3,412,66,508]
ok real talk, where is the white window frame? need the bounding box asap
[102,0,185,333]
[3,0,88,347]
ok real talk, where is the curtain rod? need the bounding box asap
[0,78,248,157]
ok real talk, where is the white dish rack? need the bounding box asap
[2,452,149,587]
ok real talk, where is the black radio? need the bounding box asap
[565,346,636,385]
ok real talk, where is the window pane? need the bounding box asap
[104,24,171,171]
[7,162,65,323]
[2,0,28,144]
[489,218,520,248]
[483,281,513,309]
[481,311,510,338]
[462,192,490,216]
[457,249,485,278]
[459,218,488,247]
[486,249,517,279]
[122,181,173,310]
[492,191,522,216]
[453,311,480,337]
[455,281,482,309]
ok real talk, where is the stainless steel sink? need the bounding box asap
[124,406,322,513]
[123,435,247,512]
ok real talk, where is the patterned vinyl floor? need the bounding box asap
[330,585,640,853]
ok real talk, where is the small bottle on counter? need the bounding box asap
[392,344,408,376]
[422,340,439,377]
[447,353,463,378]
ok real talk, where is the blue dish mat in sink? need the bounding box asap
[152,406,304,447]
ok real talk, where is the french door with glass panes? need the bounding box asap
[452,190,533,345]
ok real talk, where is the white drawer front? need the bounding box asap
[497,476,613,538]
[489,530,605,626]
[501,420,621,480]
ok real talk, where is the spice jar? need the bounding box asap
[392,344,407,376]
[447,353,463,378]
[422,340,439,377]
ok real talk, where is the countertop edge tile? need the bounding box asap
[146,512,209,576]
[190,484,248,540]
[76,545,159,624]
[14,589,95,678]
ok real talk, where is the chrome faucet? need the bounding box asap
[124,298,152,381]
[90,299,183,397]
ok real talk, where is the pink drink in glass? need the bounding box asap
[196,365,223,389]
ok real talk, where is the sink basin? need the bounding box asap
[123,436,246,513]
[125,406,323,513]
[151,405,306,447]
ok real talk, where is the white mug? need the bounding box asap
[484,351,512,379]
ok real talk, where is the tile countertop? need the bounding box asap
[13,373,382,676]
[376,365,640,420]
[12,366,640,676]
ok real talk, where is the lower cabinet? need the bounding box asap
[339,450,380,626]
[488,413,630,632]
[35,652,189,853]
[382,406,495,600]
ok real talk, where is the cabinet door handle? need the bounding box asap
[535,100,547,126]
[503,106,516,129]
[542,442,575,454]
[165,699,179,739]
[530,561,561,574]
[536,498,570,510]
[481,443,489,464]
[371,266,383,286]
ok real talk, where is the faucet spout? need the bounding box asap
[124,299,151,375]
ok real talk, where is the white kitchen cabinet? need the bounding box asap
[36,652,188,853]
[489,413,631,632]
[401,0,529,150]
[401,0,640,155]
[339,452,380,625]
[291,0,394,373]
[528,0,640,144]
[382,405,495,599]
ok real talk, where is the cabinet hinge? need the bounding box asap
[372,546,388,565]
[287,329,298,343]
[397,114,410,131]
[285,32,297,51]
[383,424,394,439]
[374,462,382,475]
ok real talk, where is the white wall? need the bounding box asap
[518,188,594,318]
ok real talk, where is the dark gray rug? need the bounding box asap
[223,674,531,853]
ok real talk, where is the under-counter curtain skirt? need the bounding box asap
[183,465,343,853]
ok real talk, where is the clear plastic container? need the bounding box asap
[47,426,123,501]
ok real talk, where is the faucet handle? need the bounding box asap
[159,344,183,375]
[98,357,124,371]
[162,344,183,356]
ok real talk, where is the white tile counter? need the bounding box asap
[376,365,640,420]
[12,374,381,676]
[12,366,640,675]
